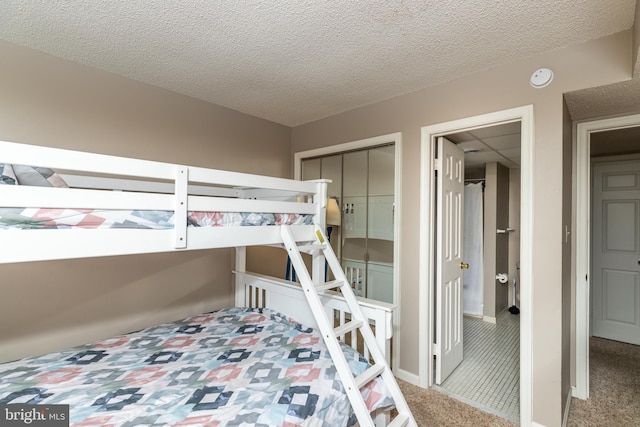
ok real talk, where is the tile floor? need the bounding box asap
[434,309,520,422]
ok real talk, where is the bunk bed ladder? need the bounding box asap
[281,225,417,427]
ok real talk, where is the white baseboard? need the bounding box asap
[571,384,587,400]
[483,315,497,324]
[483,307,511,324]
[397,368,421,387]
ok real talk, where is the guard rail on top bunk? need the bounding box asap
[0,140,328,264]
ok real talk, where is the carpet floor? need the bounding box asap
[399,380,517,426]
[398,336,639,426]
[567,336,640,426]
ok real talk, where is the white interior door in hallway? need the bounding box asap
[592,158,640,346]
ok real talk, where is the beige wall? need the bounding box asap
[291,30,633,426]
[483,162,510,320]
[0,28,635,427]
[0,40,291,362]
[495,163,510,316]
[508,168,521,307]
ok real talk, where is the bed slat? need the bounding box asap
[234,271,395,363]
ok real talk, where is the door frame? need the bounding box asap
[574,113,640,400]
[419,105,534,425]
[294,132,403,372]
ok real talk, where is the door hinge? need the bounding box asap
[432,343,440,355]
[434,159,441,171]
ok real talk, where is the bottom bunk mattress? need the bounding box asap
[0,307,394,426]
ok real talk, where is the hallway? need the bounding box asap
[567,337,640,425]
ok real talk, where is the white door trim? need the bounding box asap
[419,105,534,426]
[574,113,640,400]
[294,132,403,373]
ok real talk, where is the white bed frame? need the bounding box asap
[235,270,395,360]
[235,270,395,426]
[0,140,326,263]
[0,141,397,424]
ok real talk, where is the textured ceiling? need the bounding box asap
[565,77,640,121]
[0,1,636,126]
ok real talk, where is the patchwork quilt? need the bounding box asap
[0,308,394,426]
[0,163,68,188]
[0,208,314,230]
[0,163,314,230]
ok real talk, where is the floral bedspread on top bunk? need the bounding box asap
[0,307,394,426]
[0,164,313,230]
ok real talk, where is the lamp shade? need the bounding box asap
[326,198,341,226]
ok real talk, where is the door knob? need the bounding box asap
[460,262,469,269]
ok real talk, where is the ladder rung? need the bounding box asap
[355,364,385,389]
[388,413,410,427]
[315,279,345,292]
[297,243,327,253]
[280,225,416,426]
[334,319,363,337]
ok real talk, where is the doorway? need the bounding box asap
[591,155,640,345]
[418,106,534,425]
[430,126,522,422]
[575,114,640,400]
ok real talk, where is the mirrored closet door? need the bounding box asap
[301,144,395,303]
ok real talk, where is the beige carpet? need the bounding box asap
[567,337,640,426]
[399,380,517,426]
[398,337,639,426]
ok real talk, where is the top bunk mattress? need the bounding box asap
[0,163,314,230]
[0,208,313,230]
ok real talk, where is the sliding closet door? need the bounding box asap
[343,150,368,298]
[301,145,395,304]
[302,158,321,180]
[321,155,342,265]
[367,145,395,302]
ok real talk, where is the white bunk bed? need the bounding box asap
[0,141,414,426]
[0,140,325,263]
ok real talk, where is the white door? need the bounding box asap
[435,137,465,384]
[592,159,640,345]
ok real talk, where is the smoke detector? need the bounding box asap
[530,68,554,88]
